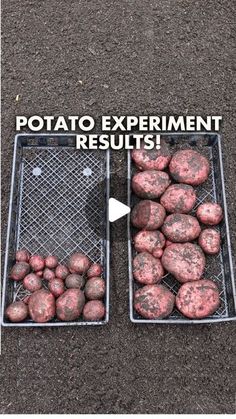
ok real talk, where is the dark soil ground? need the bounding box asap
[1,0,236,414]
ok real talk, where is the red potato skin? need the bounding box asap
[68,252,91,274]
[196,203,223,226]
[16,249,30,263]
[162,243,206,283]
[28,290,56,323]
[133,230,166,258]
[131,141,171,171]
[37,270,43,277]
[10,262,30,281]
[55,264,69,280]
[85,277,106,300]
[132,170,171,199]
[43,268,56,282]
[29,255,45,272]
[65,274,85,289]
[48,278,65,297]
[45,255,58,269]
[87,263,103,278]
[23,295,31,305]
[134,284,175,319]
[169,149,210,185]
[6,301,28,322]
[56,289,85,321]
[160,184,196,214]
[198,229,221,255]
[176,279,220,319]
[23,273,42,292]
[83,300,105,321]
[131,200,166,230]
[133,252,164,285]
[161,214,201,242]
[165,240,174,247]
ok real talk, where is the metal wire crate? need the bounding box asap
[128,133,236,324]
[2,134,110,326]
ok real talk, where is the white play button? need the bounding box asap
[109,198,130,222]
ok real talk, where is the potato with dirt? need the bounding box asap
[198,228,221,255]
[23,273,42,292]
[10,262,30,281]
[55,264,69,280]
[134,284,175,319]
[160,184,197,214]
[6,301,28,322]
[45,255,58,269]
[29,255,45,272]
[162,243,206,283]
[196,202,223,225]
[65,274,85,289]
[176,279,220,319]
[133,230,166,258]
[169,149,210,185]
[131,140,171,171]
[132,170,171,199]
[87,263,103,278]
[83,300,105,321]
[85,277,105,300]
[133,252,164,284]
[28,289,56,323]
[56,289,85,321]
[68,252,91,274]
[131,200,166,230]
[48,278,65,297]
[161,214,201,242]
[16,249,30,263]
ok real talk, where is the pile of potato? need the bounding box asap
[6,251,106,323]
[131,142,223,320]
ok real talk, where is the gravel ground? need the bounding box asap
[1,0,236,414]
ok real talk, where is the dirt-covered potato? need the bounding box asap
[162,243,206,283]
[161,214,201,242]
[29,255,45,272]
[198,228,221,255]
[28,289,56,323]
[48,278,65,297]
[132,170,171,199]
[134,284,175,319]
[16,249,30,263]
[133,230,166,258]
[131,200,166,230]
[83,300,105,321]
[85,277,105,300]
[133,252,164,284]
[176,279,220,319]
[160,184,196,214]
[196,202,223,225]
[87,263,103,278]
[65,274,85,289]
[45,255,58,269]
[56,289,85,321]
[10,262,30,281]
[6,301,28,322]
[68,252,91,274]
[43,268,55,282]
[169,149,210,185]
[131,140,171,171]
[55,264,69,280]
[23,273,42,292]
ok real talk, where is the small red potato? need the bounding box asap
[28,289,56,323]
[176,279,220,319]
[85,277,106,300]
[68,252,91,274]
[36,270,43,277]
[160,184,196,214]
[55,264,69,280]
[131,200,166,230]
[169,149,210,185]
[198,228,221,255]
[131,140,171,171]
[23,273,42,292]
[87,263,103,278]
[65,274,85,289]
[162,243,206,283]
[10,262,30,281]
[83,300,105,321]
[48,278,65,297]
[29,255,45,272]
[133,252,164,285]
[161,214,201,242]
[133,230,166,258]
[196,203,223,225]
[56,289,85,321]
[132,170,171,199]
[6,301,28,322]
[45,255,58,269]
[134,284,175,319]
[43,268,56,282]
[16,249,30,263]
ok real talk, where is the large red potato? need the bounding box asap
[160,184,196,214]
[6,301,28,322]
[161,214,201,242]
[68,252,91,274]
[10,262,30,281]
[132,170,171,199]
[169,149,210,185]
[23,273,42,292]
[133,252,164,284]
[133,230,166,258]
[16,249,30,263]
[176,279,220,319]
[196,203,223,225]
[134,284,175,319]
[162,243,206,283]
[56,289,85,321]
[29,255,45,272]
[131,140,171,171]
[83,300,105,321]
[198,228,221,255]
[85,277,105,300]
[131,200,166,230]
[28,289,56,323]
